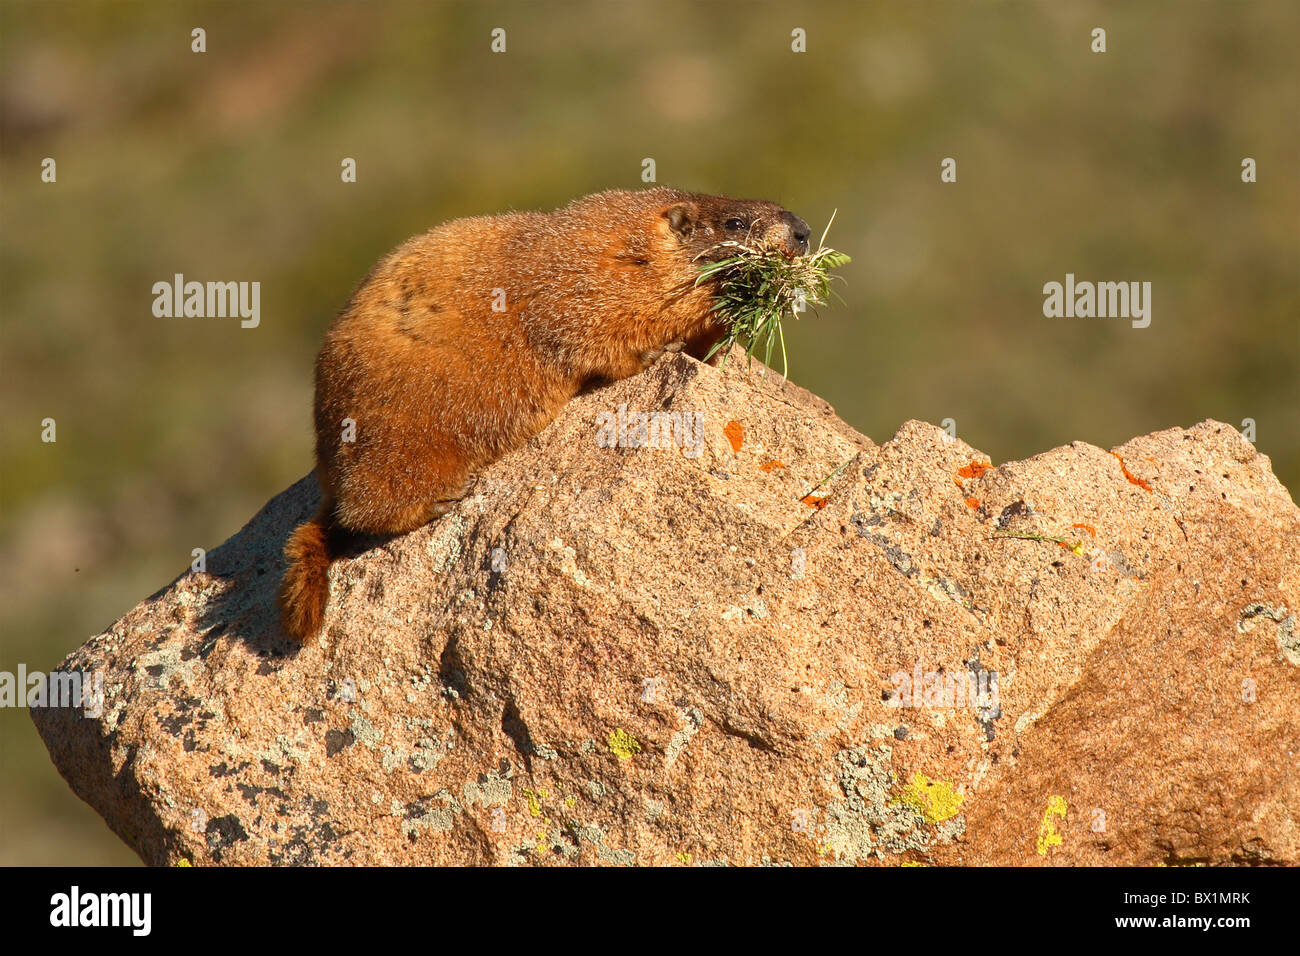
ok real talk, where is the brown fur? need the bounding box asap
[280,187,810,643]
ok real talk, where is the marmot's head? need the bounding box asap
[661,193,811,263]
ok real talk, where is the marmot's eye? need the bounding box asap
[724,217,747,232]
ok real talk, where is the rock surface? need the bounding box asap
[32,349,1300,866]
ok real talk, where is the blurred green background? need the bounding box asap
[1,0,1296,865]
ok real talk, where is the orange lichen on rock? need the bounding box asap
[1110,452,1153,493]
[724,421,744,454]
[1072,523,1097,536]
[965,497,981,510]
[801,495,828,510]
[760,460,785,473]
[957,461,993,480]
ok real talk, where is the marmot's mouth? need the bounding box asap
[689,226,850,375]
[692,238,784,265]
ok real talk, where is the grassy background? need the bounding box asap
[1,0,1296,865]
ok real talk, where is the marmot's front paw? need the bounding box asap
[640,340,686,365]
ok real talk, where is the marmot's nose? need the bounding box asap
[782,212,811,254]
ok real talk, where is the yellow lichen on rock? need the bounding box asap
[1037,795,1068,855]
[898,772,964,823]
[608,729,641,761]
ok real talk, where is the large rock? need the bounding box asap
[32,350,1300,866]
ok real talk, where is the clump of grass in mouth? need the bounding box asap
[694,210,851,377]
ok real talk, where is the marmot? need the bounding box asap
[280,187,811,643]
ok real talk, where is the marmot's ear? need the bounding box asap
[663,203,698,240]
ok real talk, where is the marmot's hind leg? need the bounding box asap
[335,471,473,536]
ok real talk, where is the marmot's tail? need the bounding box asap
[279,502,339,644]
